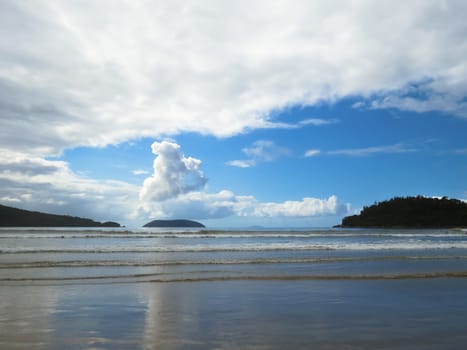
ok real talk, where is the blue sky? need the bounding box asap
[1,1,467,227]
[59,98,467,226]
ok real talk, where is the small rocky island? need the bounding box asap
[143,219,205,228]
[337,196,467,228]
[0,204,120,227]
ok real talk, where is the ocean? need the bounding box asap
[1,227,467,349]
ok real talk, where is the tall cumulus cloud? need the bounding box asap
[139,141,207,202]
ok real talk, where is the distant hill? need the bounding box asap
[0,204,120,227]
[337,196,467,228]
[143,219,205,228]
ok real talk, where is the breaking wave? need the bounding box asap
[2,241,467,254]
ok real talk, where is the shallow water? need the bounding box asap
[1,227,467,349]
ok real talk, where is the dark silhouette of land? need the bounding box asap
[0,204,120,227]
[337,196,467,228]
[144,219,205,228]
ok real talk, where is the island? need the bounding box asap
[336,196,467,228]
[0,204,120,227]
[143,219,205,228]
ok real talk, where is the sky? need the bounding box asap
[1,0,467,227]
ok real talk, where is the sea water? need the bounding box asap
[1,227,467,349]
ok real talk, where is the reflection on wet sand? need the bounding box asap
[143,284,205,349]
[0,285,59,348]
[2,278,467,349]
[0,284,147,349]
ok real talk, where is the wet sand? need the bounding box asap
[2,278,467,349]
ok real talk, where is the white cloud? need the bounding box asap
[305,143,415,158]
[351,101,365,109]
[326,143,417,157]
[261,118,338,129]
[0,151,68,175]
[132,169,150,175]
[0,196,21,203]
[227,140,290,168]
[139,141,207,202]
[243,140,290,161]
[226,160,256,168]
[141,190,241,220]
[0,152,139,223]
[1,1,467,155]
[141,190,349,220]
[304,149,321,157]
[252,195,350,217]
[298,118,338,126]
[369,75,467,118]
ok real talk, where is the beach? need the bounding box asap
[1,228,467,349]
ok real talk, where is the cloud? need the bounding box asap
[243,140,290,161]
[0,152,139,223]
[141,190,242,220]
[369,76,467,118]
[252,195,350,217]
[304,149,321,157]
[326,143,417,157]
[0,152,68,175]
[132,169,150,175]
[226,160,256,168]
[227,140,290,167]
[1,1,467,156]
[304,143,416,157]
[261,118,339,130]
[352,101,365,109]
[0,196,21,203]
[298,118,338,127]
[141,190,349,220]
[139,141,207,202]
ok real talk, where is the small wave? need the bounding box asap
[1,255,467,269]
[3,271,467,285]
[0,271,174,282]
[146,271,467,282]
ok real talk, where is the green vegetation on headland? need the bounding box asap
[143,219,205,228]
[337,196,467,228]
[0,204,120,227]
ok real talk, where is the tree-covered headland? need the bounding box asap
[338,196,467,228]
[0,204,120,227]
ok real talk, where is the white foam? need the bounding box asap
[2,240,467,254]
